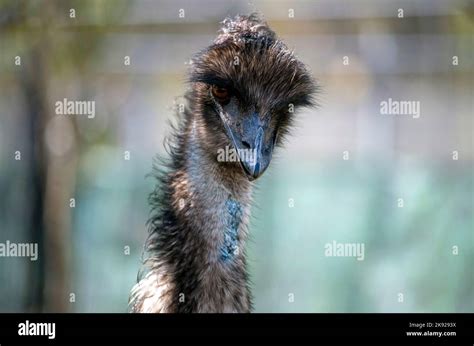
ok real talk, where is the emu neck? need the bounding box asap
[167,118,253,312]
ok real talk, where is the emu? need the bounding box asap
[129,13,316,313]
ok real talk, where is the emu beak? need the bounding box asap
[223,112,276,181]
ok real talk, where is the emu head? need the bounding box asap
[190,14,316,181]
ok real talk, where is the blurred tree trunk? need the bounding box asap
[18,2,77,312]
[20,49,47,313]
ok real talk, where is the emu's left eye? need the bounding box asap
[211,85,230,103]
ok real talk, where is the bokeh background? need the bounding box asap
[0,0,472,312]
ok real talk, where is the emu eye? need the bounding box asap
[211,85,230,103]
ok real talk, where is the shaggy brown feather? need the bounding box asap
[129,13,316,313]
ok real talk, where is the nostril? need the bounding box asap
[241,140,251,149]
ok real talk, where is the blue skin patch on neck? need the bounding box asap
[220,199,243,262]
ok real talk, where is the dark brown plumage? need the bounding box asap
[129,13,316,313]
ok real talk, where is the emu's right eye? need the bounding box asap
[211,85,230,104]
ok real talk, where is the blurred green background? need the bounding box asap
[0,0,472,312]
